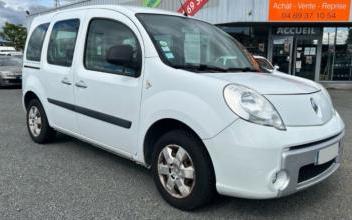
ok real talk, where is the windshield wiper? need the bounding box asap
[173,64,229,72]
[173,64,259,73]
[226,67,259,72]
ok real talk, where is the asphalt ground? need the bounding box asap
[0,88,351,219]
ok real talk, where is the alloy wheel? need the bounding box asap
[28,106,42,137]
[157,144,196,198]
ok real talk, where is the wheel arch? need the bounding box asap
[143,118,214,172]
[24,91,40,110]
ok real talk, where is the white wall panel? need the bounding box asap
[29,0,352,24]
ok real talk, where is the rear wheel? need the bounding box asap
[26,99,56,143]
[152,129,215,210]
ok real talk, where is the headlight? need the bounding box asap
[224,84,286,130]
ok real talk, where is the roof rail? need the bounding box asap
[28,0,132,17]
[29,0,94,17]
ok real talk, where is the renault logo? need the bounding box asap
[310,97,323,119]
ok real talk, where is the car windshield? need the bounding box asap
[0,57,22,66]
[137,14,259,73]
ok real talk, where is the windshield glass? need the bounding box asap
[137,14,259,73]
[0,57,22,66]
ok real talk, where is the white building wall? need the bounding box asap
[28,0,352,25]
[190,0,269,24]
[28,0,269,24]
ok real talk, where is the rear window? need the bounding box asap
[47,19,80,67]
[26,23,50,62]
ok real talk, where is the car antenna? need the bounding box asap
[178,0,188,17]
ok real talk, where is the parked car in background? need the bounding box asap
[0,56,22,87]
[11,54,23,58]
[0,46,23,56]
[253,55,280,73]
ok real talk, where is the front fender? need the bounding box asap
[142,90,231,139]
[135,89,238,163]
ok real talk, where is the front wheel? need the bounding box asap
[152,129,215,210]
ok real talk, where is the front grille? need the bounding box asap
[298,159,335,183]
[289,133,341,151]
[5,79,21,83]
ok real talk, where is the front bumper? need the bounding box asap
[279,131,344,197]
[203,112,345,199]
[0,77,22,86]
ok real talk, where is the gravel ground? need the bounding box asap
[0,88,351,220]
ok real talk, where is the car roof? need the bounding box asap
[29,5,185,33]
[116,5,182,16]
[31,5,183,21]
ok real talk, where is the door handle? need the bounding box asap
[61,77,72,85]
[75,80,88,89]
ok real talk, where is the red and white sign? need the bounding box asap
[177,0,208,16]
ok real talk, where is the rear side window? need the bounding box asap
[84,19,141,77]
[47,19,80,67]
[26,23,49,62]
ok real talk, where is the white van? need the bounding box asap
[22,5,345,210]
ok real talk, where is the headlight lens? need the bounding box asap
[224,84,286,130]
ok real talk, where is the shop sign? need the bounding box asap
[269,0,351,22]
[177,0,208,16]
[274,27,320,35]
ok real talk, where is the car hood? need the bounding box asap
[204,71,334,126]
[203,72,320,95]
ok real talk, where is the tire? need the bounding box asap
[26,99,56,144]
[152,129,215,211]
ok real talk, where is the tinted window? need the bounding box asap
[218,26,269,58]
[47,19,80,67]
[84,19,141,77]
[26,23,49,62]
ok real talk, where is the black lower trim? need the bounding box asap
[47,98,132,129]
[289,133,341,151]
[24,65,40,70]
[298,159,335,183]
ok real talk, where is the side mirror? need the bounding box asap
[106,45,136,68]
[274,65,280,71]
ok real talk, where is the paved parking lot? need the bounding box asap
[0,88,351,219]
